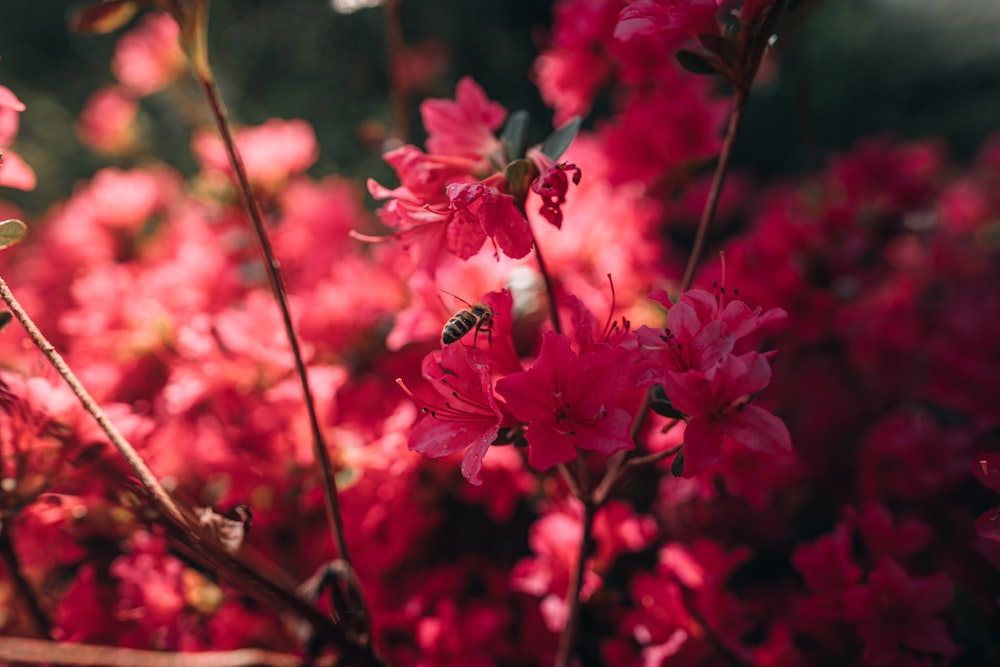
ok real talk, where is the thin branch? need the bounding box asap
[556,462,585,501]
[0,275,187,529]
[0,519,52,638]
[593,444,680,507]
[679,87,748,292]
[0,637,339,667]
[554,499,595,667]
[530,223,563,335]
[190,44,360,622]
[0,275,383,665]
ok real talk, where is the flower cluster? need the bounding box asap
[0,1,997,665]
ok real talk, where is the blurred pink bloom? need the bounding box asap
[0,83,35,190]
[532,0,620,123]
[192,118,319,192]
[843,559,959,666]
[111,11,185,96]
[974,454,1000,542]
[421,76,506,159]
[75,86,138,155]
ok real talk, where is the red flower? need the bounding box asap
[615,0,721,43]
[111,11,185,96]
[399,343,504,486]
[663,351,791,475]
[792,522,863,621]
[529,148,582,230]
[974,454,1000,542]
[0,83,35,190]
[636,288,786,382]
[842,559,959,666]
[421,76,507,160]
[446,181,533,259]
[496,331,634,470]
[362,79,538,274]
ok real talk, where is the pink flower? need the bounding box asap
[792,522,863,621]
[531,0,621,124]
[421,76,507,159]
[111,11,185,96]
[664,351,791,475]
[496,331,634,470]
[0,83,35,190]
[510,500,602,632]
[528,148,582,229]
[399,343,504,486]
[974,454,1000,542]
[845,502,932,562]
[843,559,960,665]
[446,181,533,259]
[75,86,138,155]
[636,287,786,382]
[191,118,319,193]
[615,0,721,43]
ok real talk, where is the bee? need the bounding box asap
[441,295,494,347]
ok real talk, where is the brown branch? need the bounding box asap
[0,519,52,638]
[530,224,563,335]
[0,275,188,529]
[177,6,364,632]
[679,87,748,292]
[193,60,355,599]
[553,499,595,667]
[0,637,340,667]
[0,275,383,665]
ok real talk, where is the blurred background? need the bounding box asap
[0,0,999,218]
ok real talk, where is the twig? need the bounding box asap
[553,499,595,667]
[0,275,383,665]
[179,6,361,625]
[593,444,680,507]
[531,228,563,335]
[193,59,354,594]
[0,637,340,667]
[0,275,187,529]
[0,519,52,638]
[679,87,748,292]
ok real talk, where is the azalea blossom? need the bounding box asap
[399,343,505,486]
[363,77,581,276]
[663,350,791,475]
[843,558,959,666]
[0,82,35,190]
[496,331,635,470]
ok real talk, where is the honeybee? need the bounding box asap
[441,297,494,347]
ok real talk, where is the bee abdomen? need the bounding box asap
[442,310,478,344]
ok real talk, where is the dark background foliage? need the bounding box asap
[1,0,998,217]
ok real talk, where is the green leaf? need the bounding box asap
[69,0,141,34]
[650,385,686,420]
[0,311,11,332]
[0,219,27,250]
[540,116,582,161]
[676,50,720,76]
[500,110,530,162]
[670,450,685,477]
